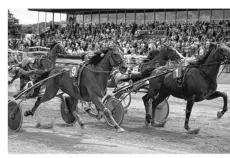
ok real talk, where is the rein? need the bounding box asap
[84,65,111,74]
[187,61,227,68]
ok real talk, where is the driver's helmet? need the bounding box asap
[48,38,58,49]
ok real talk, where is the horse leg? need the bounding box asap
[206,91,228,118]
[69,97,86,129]
[8,73,19,84]
[90,94,125,133]
[142,93,152,126]
[151,92,169,127]
[185,95,200,134]
[24,80,59,117]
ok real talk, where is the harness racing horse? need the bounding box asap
[24,47,127,133]
[118,45,182,84]
[144,43,230,134]
[9,43,67,97]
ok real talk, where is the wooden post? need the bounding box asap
[198,9,200,21]
[154,9,156,23]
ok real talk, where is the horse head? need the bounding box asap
[107,47,127,70]
[50,43,67,57]
[161,44,183,61]
[215,44,230,64]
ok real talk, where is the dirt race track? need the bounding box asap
[8,80,230,154]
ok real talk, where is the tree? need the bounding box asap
[8,10,22,38]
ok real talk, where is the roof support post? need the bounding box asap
[164,9,166,23]
[82,12,85,27]
[37,11,40,35]
[91,12,92,25]
[210,9,212,22]
[175,9,177,24]
[186,9,188,23]
[45,12,47,31]
[99,11,101,24]
[116,10,118,25]
[223,9,225,20]
[125,10,127,25]
[134,10,136,23]
[144,9,146,25]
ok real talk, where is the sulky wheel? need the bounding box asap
[148,99,169,123]
[103,97,124,127]
[115,91,132,110]
[8,100,23,132]
[60,95,77,125]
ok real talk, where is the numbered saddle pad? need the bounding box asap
[69,65,80,77]
[104,97,124,127]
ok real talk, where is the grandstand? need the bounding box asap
[29,9,230,25]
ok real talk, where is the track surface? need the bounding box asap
[8,81,230,153]
[8,59,230,153]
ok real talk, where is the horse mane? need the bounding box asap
[161,45,182,61]
[88,47,111,65]
[196,43,217,65]
[143,49,160,62]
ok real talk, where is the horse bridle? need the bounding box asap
[109,47,125,66]
[84,48,124,74]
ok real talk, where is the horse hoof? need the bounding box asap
[187,128,200,134]
[36,122,41,128]
[80,124,87,129]
[151,120,166,127]
[24,110,33,117]
[145,121,150,127]
[117,127,125,133]
[217,111,223,119]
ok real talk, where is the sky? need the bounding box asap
[9,8,66,25]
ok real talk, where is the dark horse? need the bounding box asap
[119,45,182,84]
[24,47,127,133]
[8,43,66,94]
[144,43,230,134]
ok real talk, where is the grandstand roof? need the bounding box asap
[28,8,220,14]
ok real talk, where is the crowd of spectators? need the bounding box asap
[8,19,230,58]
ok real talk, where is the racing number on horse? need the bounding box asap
[70,66,78,77]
